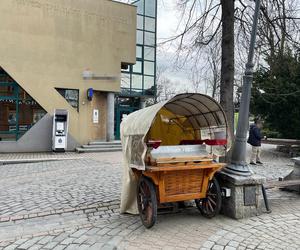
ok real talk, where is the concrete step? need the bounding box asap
[81,144,122,149]
[76,147,122,153]
[88,141,121,146]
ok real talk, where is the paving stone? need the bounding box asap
[27,245,43,250]
[202,241,215,248]
[4,245,20,250]
[72,235,89,245]
[107,228,122,236]
[43,241,59,249]
[224,246,236,250]
[217,238,230,246]
[1,148,300,250]
[228,241,239,248]
[212,245,225,250]
[17,238,42,250]
[60,237,76,245]
[13,239,27,246]
[52,245,67,250]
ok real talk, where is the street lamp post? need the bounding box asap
[217,0,265,219]
[224,0,261,176]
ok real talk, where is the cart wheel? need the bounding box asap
[137,176,157,228]
[195,177,222,218]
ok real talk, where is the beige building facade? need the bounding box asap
[0,0,136,152]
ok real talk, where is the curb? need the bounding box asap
[0,157,83,165]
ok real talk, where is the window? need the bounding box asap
[0,67,47,141]
[122,64,130,73]
[56,88,79,111]
[136,46,143,59]
[121,73,131,88]
[137,15,144,29]
[133,61,143,74]
[33,110,46,124]
[145,17,155,32]
[134,0,144,15]
[132,74,143,89]
[144,61,155,76]
[137,30,143,44]
[145,0,156,17]
[8,111,16,126]
[144,32,155,46]
[144,76,155,89]
[144,46,155,61]
[121,0,157,97]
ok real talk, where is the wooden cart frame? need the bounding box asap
[135,163,224,203]
[133,156,226,228]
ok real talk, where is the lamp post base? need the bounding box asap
[217,169,266,219]
[222,163,253,177]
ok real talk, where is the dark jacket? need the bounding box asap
[247,124,263,146]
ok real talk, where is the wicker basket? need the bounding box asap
[164,169,205,196]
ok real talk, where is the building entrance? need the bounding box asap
[115,97,141,140]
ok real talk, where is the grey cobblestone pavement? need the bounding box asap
[0,147,298,250]
[248,144,294,181]
[0,159,121,217]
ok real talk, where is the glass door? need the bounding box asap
[115,105,139,140]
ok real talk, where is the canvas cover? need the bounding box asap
[120,93,229,214]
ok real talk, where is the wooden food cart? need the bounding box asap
[120,93,230,228]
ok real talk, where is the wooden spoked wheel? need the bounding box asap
[195,177,222,218]
[137,176,157,228]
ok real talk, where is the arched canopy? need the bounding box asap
[163,93,227,130]
[121,93,229,170]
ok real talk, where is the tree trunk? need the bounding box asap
[220,0,235,138]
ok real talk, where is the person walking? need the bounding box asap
[247,118,264,165]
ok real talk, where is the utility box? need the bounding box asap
[52,109,69,152]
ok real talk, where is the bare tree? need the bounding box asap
[206,41,221,100]
[235,0,300,65]
[209,46,221,99]
[188,38,221,98]
[156,77,177,102]
[161,0,300,136]
[152,65,177,103]
[163,0,235,134]
[188,65,208,94]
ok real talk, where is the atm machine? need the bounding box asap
[52,109,69,152]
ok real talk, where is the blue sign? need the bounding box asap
[87,88,94,101]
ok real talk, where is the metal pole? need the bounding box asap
[107,92,115,142]
[261,185,272,213]
[224,0,261,176]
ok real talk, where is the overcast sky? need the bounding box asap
[118,0,202,92]
[156,1,192,87]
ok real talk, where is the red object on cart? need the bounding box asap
[147,140,162,149]
[180,139,227,146]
